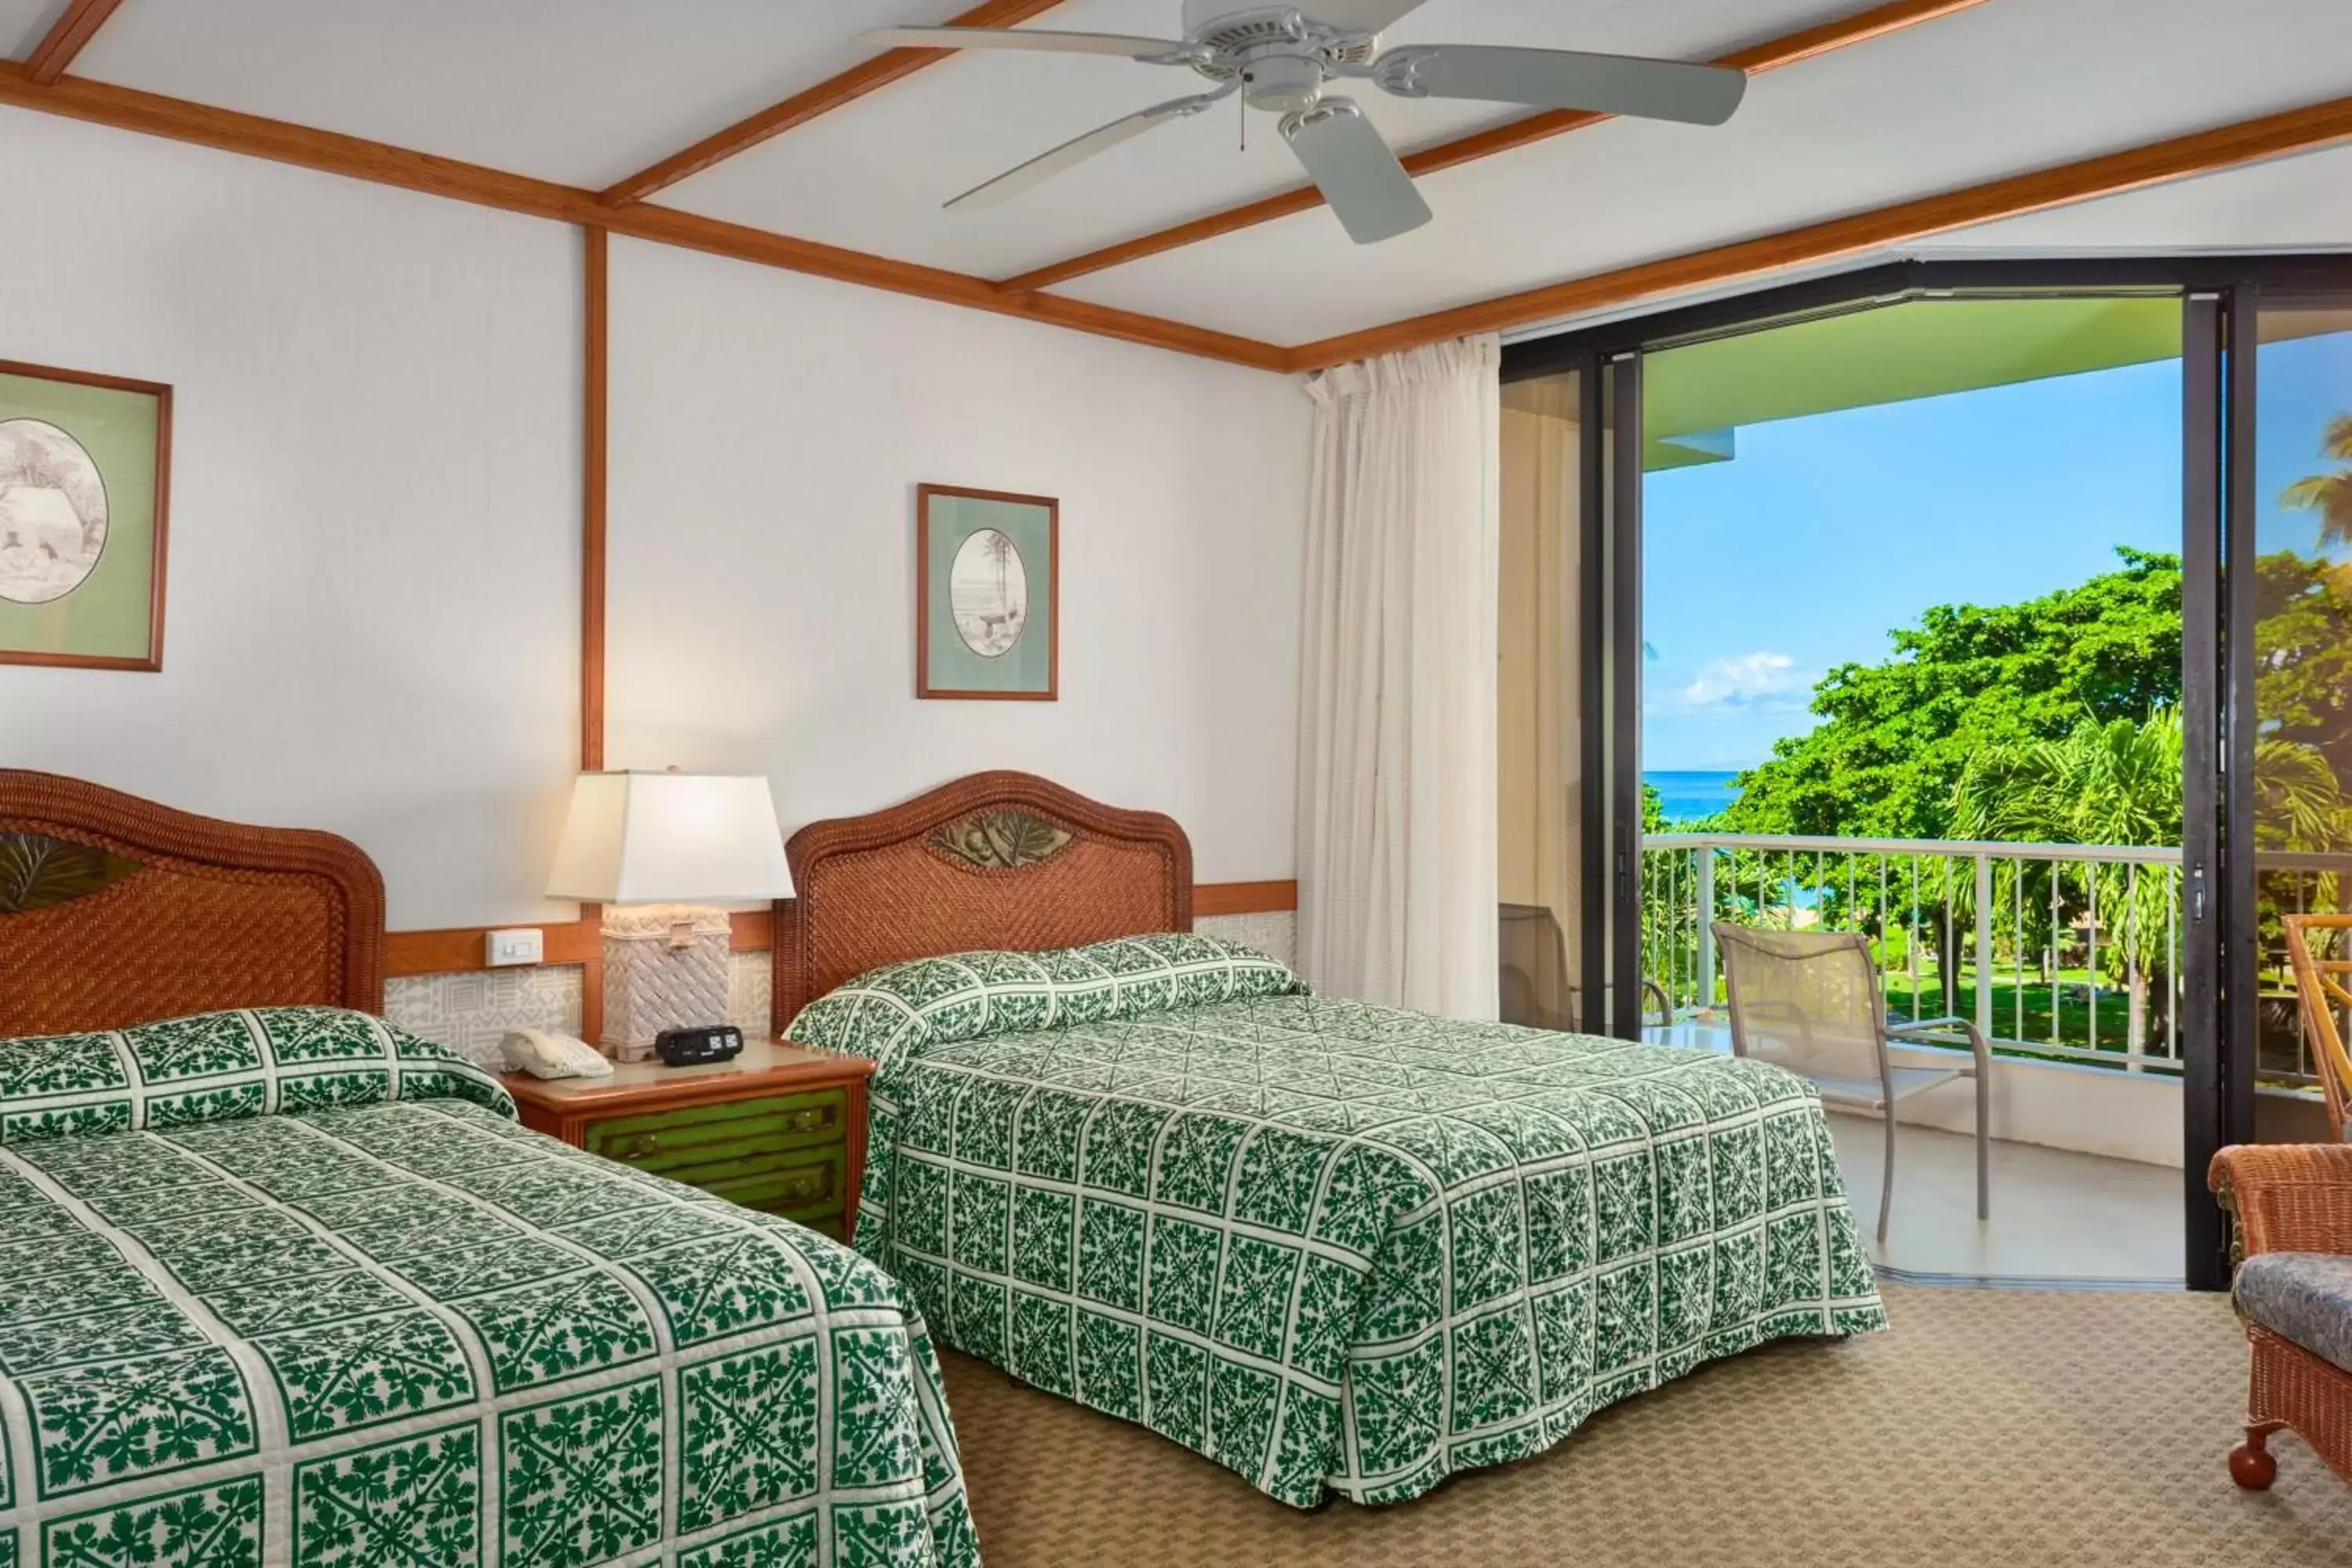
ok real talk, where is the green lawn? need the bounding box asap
[1664,965,2173,1062]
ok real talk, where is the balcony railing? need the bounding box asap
[1643,832,2188,1073]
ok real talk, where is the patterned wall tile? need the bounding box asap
[386,915,1293,1063]
[728,952,773,1036]
[384,967,583,1069]
[1197,913,1297,969]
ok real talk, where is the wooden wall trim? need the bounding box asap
[577,226,611,1042]
[1000,0,1993,293]
[601,0,1067,205]
[1194,880,1299,917]
[0,61,1288,372]
[1286,91,2352,372]
[580,227,608,772]
[611,203,1290,369]
[388,922,602,978]
[24,0,125,86]
[387,884,1290,978]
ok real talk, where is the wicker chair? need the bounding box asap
[2209,915,2352,1490]
[2210,1145,2352,1489]
[1712,924,1991,1245]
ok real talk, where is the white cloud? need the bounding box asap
[1679,651,1813,708]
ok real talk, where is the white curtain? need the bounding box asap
[1296,335,1501,1018]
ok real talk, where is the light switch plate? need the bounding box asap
[485,927,544,967]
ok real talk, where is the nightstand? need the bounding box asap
[503,1039,874,1240]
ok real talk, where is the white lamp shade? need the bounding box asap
[546,772,794,904]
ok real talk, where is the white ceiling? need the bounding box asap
[1922,140,2352,258]
[0,2,64,56]
[9,0,2352,352]
[58,0,989,190]
[659,0,1861,279]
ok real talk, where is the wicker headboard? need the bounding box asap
[773,770,1192,1029]
[0,771,385,1036]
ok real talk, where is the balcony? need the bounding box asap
[1639,830,2340,1285]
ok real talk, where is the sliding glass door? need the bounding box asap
[2245,296,2352,1131]
[1503,259,2352,1290]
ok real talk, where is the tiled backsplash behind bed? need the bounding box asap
[386,912,1298,1068]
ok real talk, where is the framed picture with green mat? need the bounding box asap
[916,481,1057,700]
[0,357,172,672]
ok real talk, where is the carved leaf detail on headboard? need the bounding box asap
[0,833,143,914]
[927,811,1074,871]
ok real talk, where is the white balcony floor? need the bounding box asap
[1644,1020,2186,1286]
[1824,1112,2184,1286]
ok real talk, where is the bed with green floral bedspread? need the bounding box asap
[788,934,1886,1508]
[0,1007,976,1568]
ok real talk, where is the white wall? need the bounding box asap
[0,108,584,931]
[604,237,1309,882]
[0,113,1310,931]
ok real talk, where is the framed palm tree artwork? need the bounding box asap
[916,483,1058,700]
[0,357,172,672]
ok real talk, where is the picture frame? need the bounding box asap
[916,483,1058,701]
[0,357,172,673]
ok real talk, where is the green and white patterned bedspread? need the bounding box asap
[0,1007,977,1568]
[789,936,1886,1508]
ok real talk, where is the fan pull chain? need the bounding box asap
[1239,85,1247,153]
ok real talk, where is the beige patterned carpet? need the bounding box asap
[938,1283,2352,1567]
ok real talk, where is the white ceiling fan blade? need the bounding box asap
[862,26,1195,61]
[1306,0,1432,35]
[1374,44,1746,126]
[1280,99,1431,245]
[948,88,1233,210]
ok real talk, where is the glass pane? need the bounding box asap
[1497,373,1583,1029]
[1632,293,2189,1280]
[2252,300,2352,1141]
[1640,296,2184,1063]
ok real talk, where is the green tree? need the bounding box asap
[1718,548,2180,1004]
[1953,711,2183,1058]
[1952,707,2346,1057]
[2282,413,2352,548]
[1722,547,2180,841]
[2255,549,2352,787]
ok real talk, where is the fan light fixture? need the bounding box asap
[864,2,1748,245]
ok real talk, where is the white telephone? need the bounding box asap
[501,1029,615,1080]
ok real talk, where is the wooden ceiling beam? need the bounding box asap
[24,0,127,85]
[1286,92,2352,372]
[599,0,1066,206]
[998,0,1994,294]
[0,60,1288,372]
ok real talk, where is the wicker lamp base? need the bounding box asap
[599,903,732,1062]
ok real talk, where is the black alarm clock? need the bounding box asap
[655,1024,745,1066]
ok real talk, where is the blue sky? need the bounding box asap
[1641,327,2352,773]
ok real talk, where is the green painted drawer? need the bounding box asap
[699,1144,847,1218]
[584,1088,847,1163]
[583,1088,850,1226]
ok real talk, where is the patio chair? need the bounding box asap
[1712,924,1991,1244]
[1498,902,1671,1033]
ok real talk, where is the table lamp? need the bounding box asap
[546,770,794,1061]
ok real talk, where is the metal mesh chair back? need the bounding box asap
[1499,902,1573,1032]
[1711,924,1889,1088]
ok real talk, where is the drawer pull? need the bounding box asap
[780,1169,833,1203]
[782,1105,836,1133]
[623,1134,659,1160]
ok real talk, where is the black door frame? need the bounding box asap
[1509,252,2352,1290]
[2180,290,2229,1290]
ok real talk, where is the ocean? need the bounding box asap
[1645,769,1741,824]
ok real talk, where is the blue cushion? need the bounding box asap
[2236,1251,2352,1373]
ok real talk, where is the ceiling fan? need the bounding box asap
[864,2,1747,245]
